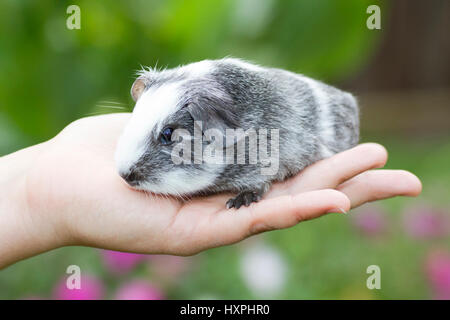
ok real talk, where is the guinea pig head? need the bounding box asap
[114,61,239,196]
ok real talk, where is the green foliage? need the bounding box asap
[0,0,380,153]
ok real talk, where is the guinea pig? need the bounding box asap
[115,58,359,209]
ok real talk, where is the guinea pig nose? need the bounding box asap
[120,169,143,187]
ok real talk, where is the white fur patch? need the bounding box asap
[139,168,218,195]
[181,60,214,77]
[115,82,183,174]
[296,75,335,156]
[224,58,264,72]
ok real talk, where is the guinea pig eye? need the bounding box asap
[160,127,174,145]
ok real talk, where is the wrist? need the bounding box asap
[0,142,68,269]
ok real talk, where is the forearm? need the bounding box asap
[0,143,62,269]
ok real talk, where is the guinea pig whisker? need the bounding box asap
[96,105,128,110]
[160,180,190,203]
[99,100,127,105]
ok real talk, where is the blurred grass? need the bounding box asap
[0,0,381,154]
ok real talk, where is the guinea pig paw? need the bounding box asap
[226,191,261,210]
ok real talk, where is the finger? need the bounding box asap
[210,189,350,246]
[294,143,388,191]
[268,143,388,198]
[337,169,422,209]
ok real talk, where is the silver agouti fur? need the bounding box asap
[115,58,359,209]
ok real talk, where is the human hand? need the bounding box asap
[0,114,422,268]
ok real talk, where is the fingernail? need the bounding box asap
[327,207,347,214]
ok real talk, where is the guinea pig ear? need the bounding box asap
[130,77,146,102]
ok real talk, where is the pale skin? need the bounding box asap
[0,113,422,269]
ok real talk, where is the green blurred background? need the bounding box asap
[1,0,449,299]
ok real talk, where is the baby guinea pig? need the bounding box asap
[115,58,359,209]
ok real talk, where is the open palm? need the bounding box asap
[26,113,422,256]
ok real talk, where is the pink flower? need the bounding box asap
[425,250,450,299]
[114,280,164,300]
[351,205,387,236]
[403,206,449,239]
[101,250,148,274]
[53,274,104,300]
